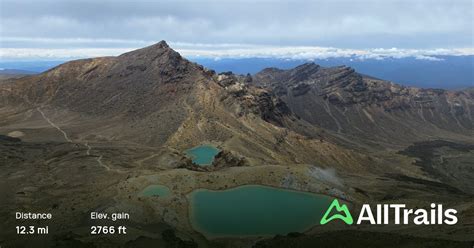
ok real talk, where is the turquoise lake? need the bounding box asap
[139,185,171,197]
[188,185,332,238]
[185,145,220,166]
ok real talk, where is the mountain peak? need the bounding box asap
[296,62,318,68]
[140,40,170,50]
[119,40,173,58]
[153,40,170,49]
[291,62,320,73]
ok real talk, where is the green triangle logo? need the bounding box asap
[320,199,353,225]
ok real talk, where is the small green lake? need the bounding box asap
[139,185,171,197]
[188,185,332,238]
[185,145,220,166]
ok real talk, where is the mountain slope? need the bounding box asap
[0,41,364,169]
[253,63,474,147]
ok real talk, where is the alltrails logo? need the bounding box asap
[320,199,458,225]
[320,199,353,225]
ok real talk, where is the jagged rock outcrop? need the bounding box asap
[216,71,295,126]
[252,63,474,146]
[178,149,248,172]
[212,150,248,168]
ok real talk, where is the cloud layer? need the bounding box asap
[1,43,472,61]
[0,0,472,60]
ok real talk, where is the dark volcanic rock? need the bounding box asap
[291,82,311,97]
[178,149,248,172]
[251,63,474,145]
[212,150,248,168]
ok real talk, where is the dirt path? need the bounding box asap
[37,107,116,172]
[37,107,73,143]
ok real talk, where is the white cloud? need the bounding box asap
[1,37,151,45]
[1,43,472,61]
[0,0,472,48]
[0,48,133,60]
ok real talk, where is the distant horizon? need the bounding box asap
[1,41,473,61]
[1,54,472,90]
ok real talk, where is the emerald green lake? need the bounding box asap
[188,185,332,238]
[139,185,171,197]
[185,145,220,166]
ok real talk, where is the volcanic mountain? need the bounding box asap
[0,41,362,168]
[252,63,474,148]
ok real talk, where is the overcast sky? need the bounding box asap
[0,0,473,60]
